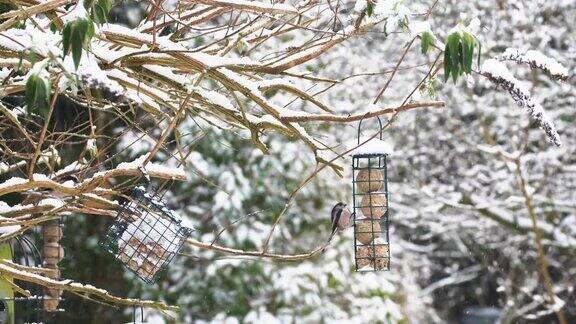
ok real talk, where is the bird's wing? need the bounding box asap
[331,208,343,233]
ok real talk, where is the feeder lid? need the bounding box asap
[349,136,394,157]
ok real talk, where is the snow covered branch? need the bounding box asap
[279,101,445,122]
[499,48,570,81]
[0,260,178,312]
[481,59,562,146]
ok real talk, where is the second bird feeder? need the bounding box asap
[352,117,391,271]
[103,184,193,284]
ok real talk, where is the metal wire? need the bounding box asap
[0,236,46,323]
[352,154,390,272]
[352,117,390,272]
[102,184,193,284]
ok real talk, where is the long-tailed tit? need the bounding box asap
[328,202,353,242]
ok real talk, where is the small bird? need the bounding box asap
[328,202,353,243]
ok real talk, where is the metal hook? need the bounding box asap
[357,115,383,144]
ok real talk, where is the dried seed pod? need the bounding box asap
[355,219,381,244]
[355,169,384,193]
[360,193,387,219]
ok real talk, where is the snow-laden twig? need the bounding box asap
[481,59,562,146]
[0,260,178,312]
[0,154,186,197]
[499,48,569,81]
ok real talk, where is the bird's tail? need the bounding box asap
[327,229,337,243]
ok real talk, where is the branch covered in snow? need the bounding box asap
[0,260,178,312]
[499,48,570,81]
[481,59,562,146]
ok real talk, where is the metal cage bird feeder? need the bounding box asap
[103,179,193,284]
[352,117,391,272]
[0,235,48,323]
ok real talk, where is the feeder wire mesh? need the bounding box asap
[0,235,46,323]
[352,117,391,272]
[103,181,193,284]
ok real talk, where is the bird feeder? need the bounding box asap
[103,185,193,284]
[0,235,49,323]
[351,117,391,271]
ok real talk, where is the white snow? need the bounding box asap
[61,3,88,24]
[0,217,20,235]
[410,21,432,35]
[500,48,569,80]
[0,177,27,190]
[76,60,124,96]
[353,0,367,13]
[481,59,561,146]
[106,153,187,179]
[349,136,394,156]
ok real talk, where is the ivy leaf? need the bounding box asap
[420,31,435,54]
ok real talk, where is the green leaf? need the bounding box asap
[420,31,434,54]
[72,19,89,69]
[477,40,482,68]
[62,22,72,57]
[94,4,107,24]
[447,32,461,72]
[85,18,95,45]
[458,42,465,76]
[25,74,39,115]
[28,52,37,66]
[451,62,459,83]
[366,2,374,17]
[462,32,474,73]
[98,0,112,14]
[236,39,248,55]
[443,46,451,82]
[25,73,50,119]
[36,77,51,120]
